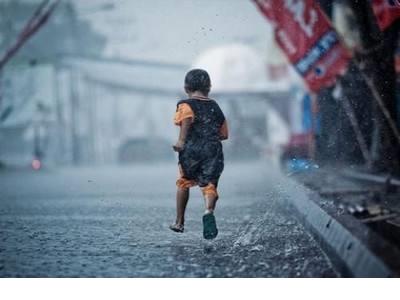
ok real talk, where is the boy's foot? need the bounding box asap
[202,212,218,240]
[169,223,184,233]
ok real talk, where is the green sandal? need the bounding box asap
[203,213,218,240]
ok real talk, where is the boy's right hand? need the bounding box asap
[172,140,185,152]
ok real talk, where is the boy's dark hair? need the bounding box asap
[184,69,211,94]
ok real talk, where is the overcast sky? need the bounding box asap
[74,0,273,64]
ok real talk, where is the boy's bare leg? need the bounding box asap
[204,195,217,214]
[175,187,189,225]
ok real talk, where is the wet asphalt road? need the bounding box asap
[0,161,337,277]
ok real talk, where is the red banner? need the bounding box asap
[372,0,400,30]
[253,0,351,92]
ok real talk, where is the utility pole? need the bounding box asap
[69,69,80,165]
[65,0,82,165]
[53,65,66,163]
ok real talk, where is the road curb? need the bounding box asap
[280,176,396,277]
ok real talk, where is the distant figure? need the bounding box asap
[170,69,229,239]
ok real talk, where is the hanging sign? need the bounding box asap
[252,0,351,92]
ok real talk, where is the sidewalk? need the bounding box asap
[284,166,400,277]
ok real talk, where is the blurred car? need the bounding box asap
[281,133,312,162]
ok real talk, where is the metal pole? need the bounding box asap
[358,70,400,146]
[342,96,371,163]
[336,84,373,167]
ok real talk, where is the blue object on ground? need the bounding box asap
[286,158,319,173]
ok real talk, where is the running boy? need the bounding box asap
[170,69,228,240]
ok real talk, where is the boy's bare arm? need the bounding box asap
[219,120,229,141]
[173,118,192,152]
[220,131,228,141]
